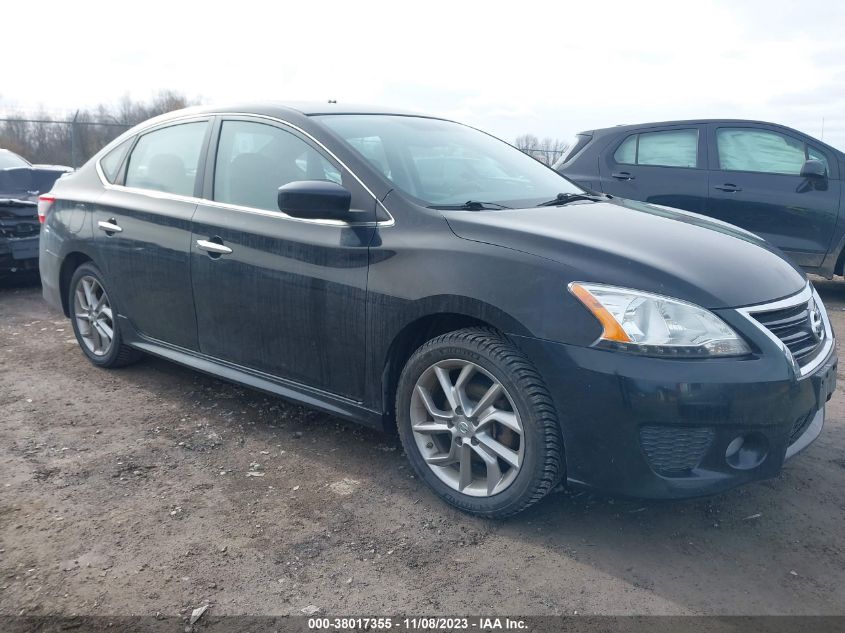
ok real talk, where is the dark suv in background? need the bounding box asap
[555,120,845,277]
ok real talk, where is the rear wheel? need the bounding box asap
[396,328,563,518]
[68,262,141,368]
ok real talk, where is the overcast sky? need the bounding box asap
[3,0,844,150]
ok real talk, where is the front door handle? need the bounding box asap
[97,219,122,234]
[196,239,233,256]
[611,171,635,180]
[714,183,742,192]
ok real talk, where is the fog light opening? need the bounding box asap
[725,433,768,470]
[725,436,744,458]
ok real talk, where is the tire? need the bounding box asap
[396,327,563,518]
[68,262,141,368]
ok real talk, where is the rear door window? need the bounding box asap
[125,121,209,196]
[613,129,698,168]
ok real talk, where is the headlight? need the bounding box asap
[569,282,750,357]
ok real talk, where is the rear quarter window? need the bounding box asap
[99,137,134,184]
[551,133,593,169]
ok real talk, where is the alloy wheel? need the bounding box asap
[73,275,115,357]
[409,359,525,497]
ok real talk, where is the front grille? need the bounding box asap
[788,412,814,445]
[639,425,714,476]
[751,299,824,367]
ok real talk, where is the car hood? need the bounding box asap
[443,197,807,309]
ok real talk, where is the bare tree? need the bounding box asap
[514,133,570,165]
[514,133,540,152]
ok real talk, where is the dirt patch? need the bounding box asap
[1,279,844,616]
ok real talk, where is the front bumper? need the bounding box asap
[512,334,837,499]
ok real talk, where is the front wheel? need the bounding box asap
[396,328,563,518]
[68,262,141,368]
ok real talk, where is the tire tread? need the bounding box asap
[397,327,563,518]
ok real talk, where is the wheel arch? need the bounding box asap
[378,298,533,428]
[834,243,845,277]
[58,251,96,317]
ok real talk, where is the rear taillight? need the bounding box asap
[37,194,56,224]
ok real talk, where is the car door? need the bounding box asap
[92,118,212,350]
[190,116,375,401]
[598,126,709,212]
[706,125,841,267]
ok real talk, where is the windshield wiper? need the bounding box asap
[427,200,512,211]
[537,192,611,207]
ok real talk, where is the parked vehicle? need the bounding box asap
[39,104,836,517]
[1,149,71,279]
[554,119,845,277]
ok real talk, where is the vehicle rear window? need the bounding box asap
[551,133,593,169]
[125,121,208,196]
[0,150,30,169]
[614,129,698,168]
[717,128,830,175]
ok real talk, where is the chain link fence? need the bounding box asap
[0,116,131,168]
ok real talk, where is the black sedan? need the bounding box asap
[38,104,836,517]
[1,148,71,280]
[555,119,845,277]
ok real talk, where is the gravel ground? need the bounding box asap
[1,277,844,618]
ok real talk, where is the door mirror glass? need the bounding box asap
[800,159,827,179]
[278,180,352,220]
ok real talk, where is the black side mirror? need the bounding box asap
[800,159,827,179]
[278,180,352,221]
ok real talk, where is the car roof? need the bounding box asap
[585,118,803,132]
[272,101,423,116]
[582,118,820,139]
[120,101,449,141]
[149,101,429,123]
[578,119,844,156]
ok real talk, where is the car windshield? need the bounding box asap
[0,150,30,169]
[318,115,582,208]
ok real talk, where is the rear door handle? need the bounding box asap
[714,184,742,192]
[97,219,122,234]
[611,171,635,180]
[196,239,233,256]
